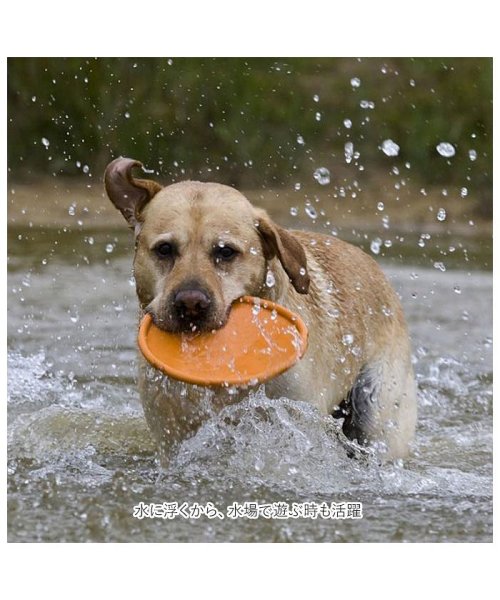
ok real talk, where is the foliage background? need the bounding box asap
[7,57,492,216]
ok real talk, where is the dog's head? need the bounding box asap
[105,157,310,333]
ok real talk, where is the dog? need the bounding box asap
[105,157,417,466]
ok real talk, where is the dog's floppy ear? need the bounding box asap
[255,210,310,294]
[104,157,162,228]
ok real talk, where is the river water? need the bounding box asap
[7,225,492,542]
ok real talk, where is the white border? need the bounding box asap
[2,0,497,595]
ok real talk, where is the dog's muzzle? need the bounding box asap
[169,284,214,331]
[173,289,211,319]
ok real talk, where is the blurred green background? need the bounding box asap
[7,57,492,217]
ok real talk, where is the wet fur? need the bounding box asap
[105,158,417,465]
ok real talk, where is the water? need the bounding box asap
[7,226,492,542]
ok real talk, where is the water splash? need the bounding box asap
[170,391,358,495]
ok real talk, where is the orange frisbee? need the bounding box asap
[137,296,308,387]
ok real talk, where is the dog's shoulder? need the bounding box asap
[289,229,377,273]
[289,228,398,310]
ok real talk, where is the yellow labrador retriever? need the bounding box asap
[105,157,417,465]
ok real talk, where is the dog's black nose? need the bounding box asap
[173,289,211,317]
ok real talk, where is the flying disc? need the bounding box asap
[137,296,308,387]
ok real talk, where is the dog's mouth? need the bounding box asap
[147,307,230,334]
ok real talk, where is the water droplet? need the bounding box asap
[249,246,258,255]
[296,134,305,146]
[265,270,275,288]
[313,94,320,102]
[433,261,446,272]
[377,202,385,211]
[342,333,354,346]
[380,139,400,157]
[313,167,330,185]
[124,111,130,119]
[305,204,317,219]
[343,118,352,129]
[294,182,301,191]
[436,142,455,157]
[384,239,392,248]
[68,204,76,216]
[344,142,354,164]
[359,100,375,109]
[82,164,90,174]
[31,96,37,102]
[436,208,447,222]
[350,77,361,88]
[252,304,261,316]
[468,149,477,161]
[370,238,382,255]
[315,112,321,122]
[327,308,340,319]
[41,137,50,148]
[460,187,468,197]
[299,267,307,276]
[105,243,114,254]
[454,286,462,294]
[290,206,298,217]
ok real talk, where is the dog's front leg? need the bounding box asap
[138,359,246,467]
[138,369,206,467]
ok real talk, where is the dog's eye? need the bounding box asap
[214,245,238,262]
[155,242,174,258]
